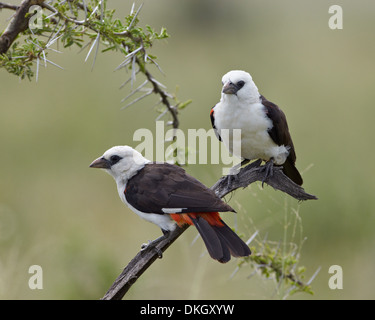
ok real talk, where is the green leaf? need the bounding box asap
[177,99,193,110]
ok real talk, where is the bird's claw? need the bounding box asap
[141,240,151,251]
[141,240,163,258]
[225,160,246,188]
[225,173,238,189]
[260,159,274,188]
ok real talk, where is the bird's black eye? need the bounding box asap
[109,155,121,165]
[237,80,245,88]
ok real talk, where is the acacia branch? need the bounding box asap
[102,161,317,300]
[142,64,179,130]
[119,31,179,131]
[0,0,45,54]
[1,1,178,129]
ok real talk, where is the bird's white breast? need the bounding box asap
[214,99,288,164]
[116,181,177,232]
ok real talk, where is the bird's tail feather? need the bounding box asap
[212,220,252,258]
[283,158,303,186]
[188,214,251,263]
[191,216,231,263]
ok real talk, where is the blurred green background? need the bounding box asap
[1,0,375,299]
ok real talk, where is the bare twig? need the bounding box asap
[0,2,19,10]
[212,159,317,201]
[101,160,317,300]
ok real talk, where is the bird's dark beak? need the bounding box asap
[89,157,111,169]
[222,82,239,94]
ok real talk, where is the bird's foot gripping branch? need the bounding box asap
[214,160,317,201]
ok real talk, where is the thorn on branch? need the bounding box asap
[127,3,143,31]
[120,79,149,103]
[120,89,153,110]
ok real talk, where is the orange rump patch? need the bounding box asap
[170,212,224,227]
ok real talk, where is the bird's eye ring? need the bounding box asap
[110,155,121,164]
[237,80,245,88]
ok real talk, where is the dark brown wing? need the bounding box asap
[260,95,303,185]
[125,163,234,214]
[260,95,296,163]
[210,106,222,141]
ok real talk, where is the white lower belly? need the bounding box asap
[131,207,177,232]
[225,130,288,164]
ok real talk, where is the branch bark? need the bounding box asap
[0,2,19,10]
[102,224,189,300]
[0,0,45,55]
[212,159,317,200]
[101,160,317,300]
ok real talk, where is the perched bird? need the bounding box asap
[211,70,303,186]
[89,145,251,263]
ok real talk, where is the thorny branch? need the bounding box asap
[102,161,317,300]
[1,1,178,129]
[142,64,179,130]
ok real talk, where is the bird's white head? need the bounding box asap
[89,146,150,183]
[221,70,260,104]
